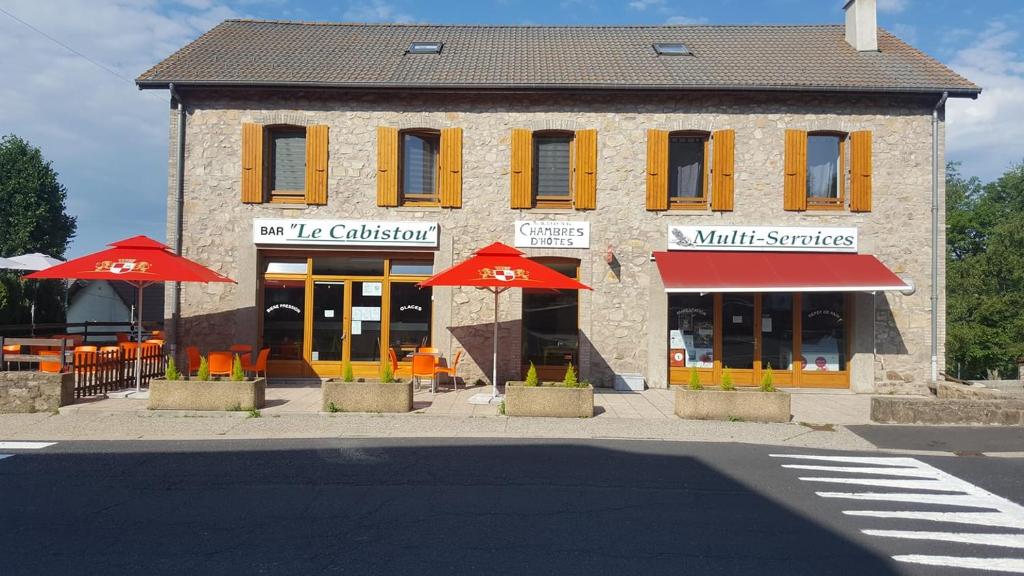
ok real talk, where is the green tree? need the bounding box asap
[946,162,1024,379]
[0,135,77,325]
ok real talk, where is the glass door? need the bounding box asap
[349,281,383,363]
[311,282,346,368]
[720,293,755,385]
[522,258,580,382]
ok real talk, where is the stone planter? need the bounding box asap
[675,387,791,423]
[149,378,266,411]
[0,371,75,413]
[505,382,594,418]
[321,379,413,413]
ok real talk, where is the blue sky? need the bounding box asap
[1,0,1022,257]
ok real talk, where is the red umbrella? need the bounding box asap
[420,242,591,400]
[27,236,234,392]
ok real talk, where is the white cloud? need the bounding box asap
[665,15,707,25]
[342,0,417,23]
[946,21,1024,180]
[877,0,909,14]
[0,0,240,257]
[627,0,663,11]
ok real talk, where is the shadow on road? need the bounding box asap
[0,439,897,575]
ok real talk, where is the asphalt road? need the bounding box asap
[1,438,1022,575]
[848,424,1024,453]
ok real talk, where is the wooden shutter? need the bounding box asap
[573,129,597,210]
[376,126,399,207]
[646,129,669,210]
[850,130,873,212]
[304,125,328,205]
[439,127,463,208]
[241,123,263,203]
[784,129,808,211]
[711,129,735,211]
[510,128,533,209]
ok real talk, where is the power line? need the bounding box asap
[0,6,165,102]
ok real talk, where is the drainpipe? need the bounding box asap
[931,91,948,385]
[168,83,186,364]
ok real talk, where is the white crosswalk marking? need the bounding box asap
[0,454,11,461]
[0,441,55,450]
[771,453,1024,573]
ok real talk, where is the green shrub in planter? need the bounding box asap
[562,363,586,388]
[688,367,702,390]
[343,360,354,382]
[380,361,395,383]
[165,356,181,381]
[760,363,776,392]
[231,354,245,382]
[525,362,539,387]
[720,369,735,391]
[196,356,210,381]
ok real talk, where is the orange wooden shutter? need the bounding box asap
[784,129,808,211]
[573,129,597,209]
[646,129,669,210]
[241,123,263,204]
[849,130,873,212]
[439,127,463,208]
[711,129,735,211]
[304,125,329,205]
[376,126,399,207]
[510,128,533,209]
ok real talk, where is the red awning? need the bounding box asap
[654,251,911,293]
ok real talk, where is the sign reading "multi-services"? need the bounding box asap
[668,225,858,253]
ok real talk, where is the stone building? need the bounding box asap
[137,0,978,392]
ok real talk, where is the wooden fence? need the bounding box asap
[1,337,166,398]
[0,320,162,342]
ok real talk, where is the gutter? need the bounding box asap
[168,83,186,364]
[931,90,948,386]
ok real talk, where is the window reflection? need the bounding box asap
[721,294,755,369]
[263,279,304,361]
[668,293,714,368]
[801,293,846,371]
[761,293,794,370]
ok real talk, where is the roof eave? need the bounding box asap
[135,79,981,98]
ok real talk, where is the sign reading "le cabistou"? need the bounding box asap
[253,219,439,248]
[668,225,858,253]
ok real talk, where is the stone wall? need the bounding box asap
[0,372,75,413]
[170,90,944,390]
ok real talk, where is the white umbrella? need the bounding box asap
[0,257,23,269]
[3,253,65,335]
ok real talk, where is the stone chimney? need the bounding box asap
[844,0,878,52]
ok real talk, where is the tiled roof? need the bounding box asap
[136,20,979,96]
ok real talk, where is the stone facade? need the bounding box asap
[167,90,946,391]
[0,372,75,413]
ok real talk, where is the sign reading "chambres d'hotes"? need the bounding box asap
[253,219,439,248]
[668,225,858,253]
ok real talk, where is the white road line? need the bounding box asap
[0,441,55,450]
[864,530,1024,549]
[0,454,11,461]
[844,510,1024,530]
[772,454,1024,572]
[893,555,1024,573]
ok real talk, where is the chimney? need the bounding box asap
[844,0,878,52]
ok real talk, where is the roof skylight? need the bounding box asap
[408,41,443,54]
[653,42,691,56]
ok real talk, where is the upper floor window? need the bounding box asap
[806,132,845,208]
[533,130,574,205]
[268,126,307,202]
[784,129,871,212]
[668,132,709,208]
[240,122,328,206]
[400,129,440,204]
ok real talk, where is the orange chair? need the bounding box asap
[119,342,139,360]
[39,350,63,373]
[418,346,439,355]
[116,332,130,343]
[242,348,269,378]
[144,339,164,347]
[230,344,252,365]
[99,346,121,362]
[3,344,21,370]
[186,346,201,376]
[411,353,437,393]
[74,346,99,373]
[387,348,399,378]
[150,330,164,340]
[207,351,233,377]
[433,350,463,391]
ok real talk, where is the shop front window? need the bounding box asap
[312,282,345,362]
[263,279,305,360]
[350,281,383,362]
[721,294,755,370]
[389,283,432,362]
[801,293,846,372]
[522,259,579,370]
[669,293,714,368]
[761,293,794,371]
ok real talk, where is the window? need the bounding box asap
[669,293,714,368]
[262,279,305,361]
[801,293,846,372]
[400,130,440,203]
[653,42,691,56]
[268,126,306,202]
[806,132,844,206]
[668,133,708,207]
[408,41,442,54]
[522,259,579,377]
[389,283,432,362]
[533,131,574,205]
